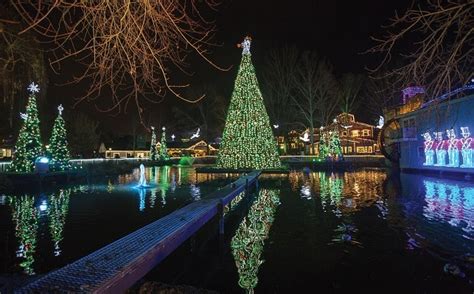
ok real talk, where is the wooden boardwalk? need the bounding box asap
[18,171,261,293]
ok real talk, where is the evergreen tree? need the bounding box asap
[318,130,329,159]
[10,83,43,173]
[49,105,71,171]
[217,37,281,169]
[328,129,343,160]
[159,127,169,160]
[149,126,157,160]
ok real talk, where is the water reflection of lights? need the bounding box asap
[10,195,39,275]
[39,200,48,212]
[291,169,387,216]
[423,180,474,237]
[300,184,311,199]
[48,189,71,256]
[138,189,146,212]
[231,189,280,292]
[190,184,201,201]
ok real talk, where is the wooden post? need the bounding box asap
[218,199,225,236]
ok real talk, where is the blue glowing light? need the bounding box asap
[422,126,474,169]
[38,157,49,164]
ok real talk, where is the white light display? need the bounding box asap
[20,112,28,120]
[460,127,474,167]
[190,128,200,140]
[27,82,40,94]
[446,129,460,167]
[422,126,474,169]
[422,132,435,166]
[237,36,252,56]
[299,132,310,142]
[434,131,447,166]
[376,116,384,129]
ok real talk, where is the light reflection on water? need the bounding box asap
[0,165,228,276]
[223,169,474,293]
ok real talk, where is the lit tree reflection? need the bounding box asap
[231,189,280,293]
[10,195,39,275]
[48,189,71,256]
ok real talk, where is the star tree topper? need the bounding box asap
[27,82,40,94]
[237,36,252,56]
[57,104,64,115]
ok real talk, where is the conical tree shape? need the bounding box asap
[149,127,157,160]
[10,85,43,173]
[49,106,71,171]
[217,45,280,169]
[159,127,170,160]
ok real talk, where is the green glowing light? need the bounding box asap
[217,53,281,170]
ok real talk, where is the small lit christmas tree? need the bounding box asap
[149,126,157,160]
[10,83,43,173]
[328,129,343,160]
[318,129,329,159]
[49,105,72,171]
[217,36,281,169]
[159,127,169,160]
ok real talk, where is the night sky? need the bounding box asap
[46,0,413,136]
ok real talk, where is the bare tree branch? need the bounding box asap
[368,0,473,100]
[11,0,228,126]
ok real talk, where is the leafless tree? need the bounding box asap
[337,73,365,114]
[368,0,473,100]
[67,112,100,158]
[292,51,338,154]
[0,3,47,129]
[261,46,299,149]
[10,0,227,126]
[364,72,402,118]
[173,83,227,142]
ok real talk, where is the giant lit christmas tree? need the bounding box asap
[10,83,43,173]
[217,37,281,169]
[159,127,170,160]
[49,105,71,171]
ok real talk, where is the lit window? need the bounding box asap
[362,129,370,136]
[368,146,373,153]
[356,146,367,153]
[352,130,360,137]
[348,146,352,153]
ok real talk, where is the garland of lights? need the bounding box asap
[10,83,43,173]
[149,126,157,160]
[49,105,72,171]
[48,189,70,256]
[159,127,170,160]
[231,189,280,291]
[217,37,281,170]
[10,195,39,275]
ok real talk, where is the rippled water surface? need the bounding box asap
[0,166,227,275]
[145,169,474,293]
[1,167,473,293]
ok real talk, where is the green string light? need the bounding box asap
[10,86,43,172]
[231,189,280,291]
[49,106,72,171]
[217,49,281,169]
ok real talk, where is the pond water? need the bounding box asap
[1,167,473,292]
[144,169,474,293]
[0,165,228,276]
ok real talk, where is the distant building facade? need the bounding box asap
[105,140,217,159]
